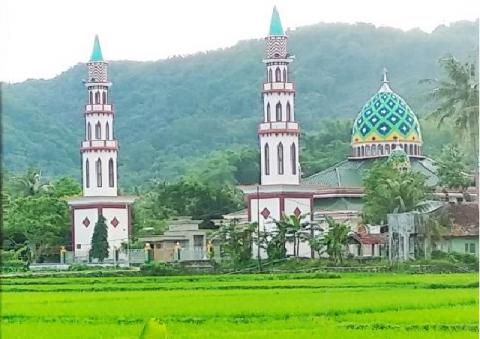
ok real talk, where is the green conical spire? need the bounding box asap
[269,6,284,36]
[90,35,104,62]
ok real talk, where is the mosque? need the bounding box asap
[68,7,474,261]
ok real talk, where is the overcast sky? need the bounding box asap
[1,0,478,83]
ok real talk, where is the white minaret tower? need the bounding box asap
[82,35,118,197]
[68,35,135,262]
[259,6,300,185]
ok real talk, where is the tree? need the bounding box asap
[261,218,288,260]
[436,144,472,190]
[90,215,109,262]
[276,214,309,258]
[11,168,51,197]
[216,219,255,268]
[423,56,479,185]
[323,217,349,264]
[363,156,428,224]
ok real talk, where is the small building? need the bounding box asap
[348,225,386,257]
[437,204,479,257]
[138,217,217,262]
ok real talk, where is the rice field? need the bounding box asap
[1,272,478,338]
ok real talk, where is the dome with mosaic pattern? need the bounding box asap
[351,70,422,145]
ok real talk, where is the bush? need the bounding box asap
[68,263,90,271]
[140,262,178,276]
[1,259,28,273]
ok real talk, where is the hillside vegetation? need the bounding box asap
[3,20,478,189]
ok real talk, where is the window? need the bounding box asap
[392,143,396,150]
[76,244,81,249]
[278,143,284,175]
[356,147,360,157]
[291,143,296,175]
[95,122,101,139]
[96,158,102,187]
[268,69,273,83]
[409,144,413,155]
[470,243,475,254]
[283,68,287,82]
[275,67,281,82]
[266,103,271,122]
[465,243,469,253]
[371,144,376,156]
[378,145,383,155]
[286,102,291,121]
[366,145,371,156]
[95,91,100,104]
[385,144,390,154]
[276,102,282,121]
[264,144,270,175]
[85,159,90,188]
[89,92,93,104]
[361,146,365,156]
[102,92,107,104]
[87,123,92,140]
[108,158,114,187]
[106,122,110,140]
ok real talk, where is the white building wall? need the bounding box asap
[82,151,117,196]
[260,134,299,185]
[85,114,114,140]
[263,92,295,122]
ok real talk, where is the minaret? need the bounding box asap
[82,35,118,197]
[259,6,300,185]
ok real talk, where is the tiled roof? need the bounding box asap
[301,157,439,188]
[350,233,386,245]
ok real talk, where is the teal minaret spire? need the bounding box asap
[269,6,284,36]
[90,35,104,62]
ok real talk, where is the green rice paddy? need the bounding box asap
[1,272,478,338]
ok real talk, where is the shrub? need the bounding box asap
[1,259,28,273]
[68,263,90,271]
[140,262,178,276]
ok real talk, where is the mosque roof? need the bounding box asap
[90,35,104,62]
[269,6,284,36]
[301,157,439,188]
[351,69,422,145]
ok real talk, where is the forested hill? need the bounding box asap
[3,20,478,189]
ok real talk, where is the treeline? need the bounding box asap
[3,20,478,188]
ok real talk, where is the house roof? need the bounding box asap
[350,233,386,245]
[447,204,479,237]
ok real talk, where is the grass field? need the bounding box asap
[1,272,478,338]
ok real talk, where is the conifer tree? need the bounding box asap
[90,215,109,262]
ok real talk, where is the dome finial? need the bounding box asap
[378,66,392,93]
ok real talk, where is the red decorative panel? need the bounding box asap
[111,217,119,227]
[293,207,302,217]
[260,208,271,219]
[82,217,90,227]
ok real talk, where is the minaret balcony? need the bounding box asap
[85,104,114,113]
[81,139,118,151]
[258,121,299,134]
[263,82,295,92]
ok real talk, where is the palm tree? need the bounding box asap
[13,168,50,197]
[276,214,309,258]
[323,217,350,264]
[423,56,479,186]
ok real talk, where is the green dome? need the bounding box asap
[351,80,422,145]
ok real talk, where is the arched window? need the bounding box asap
[87,122,92,140]
[283,68,287,83]
[366,145,371,156]
[278,143,284,175]
[85,159,90,188]
[95,91,100,104]
[275,67,281,82]
[371,144,376,156]
[276,102,282,121]
[266,103,271,122]
[361,146,365,156]
[89,92,93,104]
[268,69,273,83]
[357,147,360,157]
[291,143,296,175]
[385,144,390,154]
[392,143,396,150]
[95,122,101,139]
[102,92,107,105]
[378,145,384,155]
[404,144,408,153]
[264,144,270,175]
[106,122,110,140]
[96,158,102,187]
[409,144,413,155]
[414,144,418,155]
[286,102,291,121]
[108,158,114,187]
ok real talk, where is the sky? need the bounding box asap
[1,0,478,83]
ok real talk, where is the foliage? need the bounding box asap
[216,220,255,268]
[424,55,479,166]
[10,168,51,197]
[3,21,478,188]
[89,215,109,263]
[362,159,429,224]
[139,319,167,339]
[436,144,472,189]
[140,262,178,276]
[277,214,310,258]
[323,217,350,264]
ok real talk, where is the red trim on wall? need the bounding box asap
[127,204,132,238]
[247,192,313,200]
[258,129,299,136]
[247,196,252,222]
[84,111,114,116]
[72,203,129,210]
[279,196,285,216]
[80,146,118,153]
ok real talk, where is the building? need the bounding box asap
[68,36,135,261]
[239,7,444,258]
